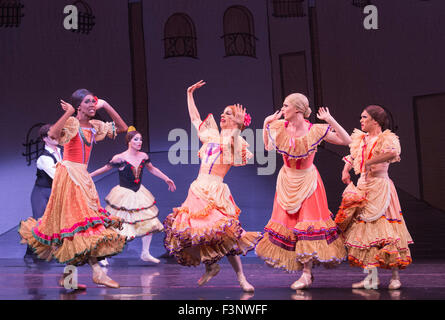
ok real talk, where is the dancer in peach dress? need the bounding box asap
[164,80,262,292]
[19,89,128,289]
[256,93,351,290]
[335,105,413,290]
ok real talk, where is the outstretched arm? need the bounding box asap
[316,107,352,146]
[187,80,206,128]
[145,162,176,192]
[90,164,113,178]
[96,99,128,133]
[48,100,75,140]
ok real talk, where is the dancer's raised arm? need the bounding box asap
[96,99,128,133]
[263,110,282,151]
[48,100,75,140]
[187,80,206,128]
[316,107,352,146]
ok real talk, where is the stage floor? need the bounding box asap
[1,257,445,300]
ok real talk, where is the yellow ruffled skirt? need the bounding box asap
[18,161,127,266]
[336,176,413,269]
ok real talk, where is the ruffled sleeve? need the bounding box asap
[197,114,219,144]
[375,130,401,163]
[58,117,79,145]
[90,120,117,142]
[346,129,366,173]
[266,120,330,159]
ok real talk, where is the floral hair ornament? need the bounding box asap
[94,96,99,107]
[127,126,137,133]
[244,113,252,127]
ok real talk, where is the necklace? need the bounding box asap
[78,127,92,146]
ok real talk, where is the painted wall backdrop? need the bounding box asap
[1,0,444,235]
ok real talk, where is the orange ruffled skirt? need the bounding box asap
[164,173,262,266]
[18,161,127,266]
[256,168,346,272]
[336,176,413,269]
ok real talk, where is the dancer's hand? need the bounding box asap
[166,178,176,192]
[233,104,246,127]
[187,80,206,95]
[60,100,75,115]
[264,110,283,125]
[316,107,333,122]
[341,171,351,184]
[95,98,106,111]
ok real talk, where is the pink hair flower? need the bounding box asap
[244,113,252,127]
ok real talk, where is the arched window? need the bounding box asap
[164,13,197,59]
[272,0,306,18]
[70,0,95,34]
[222,6,257,58]
[352,0,371,8]
[0,0,24,28]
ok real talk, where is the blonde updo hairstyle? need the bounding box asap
[285,93,311,118]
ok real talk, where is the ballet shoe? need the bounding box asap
[238,275,255,293]
[290,273,313,290]
[388,278,401,290]
[99,258,109,267]
[198,263,220,286]
[140,252,160,264]
[93,271,120,289]
[58,274,87,290]
[352,278,380,289]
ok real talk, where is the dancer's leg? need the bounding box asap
[140,234,160,263]
[291,261,313,290]
[227,255,254,292]
[389,267,401,290]
[89,257,120,288]
[197,262,221,286]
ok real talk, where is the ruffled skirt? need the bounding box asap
[105,184,164,239]
[256,166,346,272]
[163,173,262,266]
[336,176,413,269]
[18,161,127,266]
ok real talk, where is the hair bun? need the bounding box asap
[127,126,137,133]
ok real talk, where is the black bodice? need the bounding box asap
[110,158,150,192]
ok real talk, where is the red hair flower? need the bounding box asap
[244,113,252,127]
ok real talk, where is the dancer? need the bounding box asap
[256,93,351,290]
[24,124,63,264]
[19,89,129,289]
[335,105,413,290]
[163,80,262,292]
[90,127,176,264]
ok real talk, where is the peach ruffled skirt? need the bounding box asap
[256,166,346,272]
[164,173,262,266]
[18,161,127,266]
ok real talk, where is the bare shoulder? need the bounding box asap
[111,152,127,163]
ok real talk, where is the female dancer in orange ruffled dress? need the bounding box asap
[19,89,129,289]
[256,93,351,290]
[164,80,262,292]
[335,105,413,290]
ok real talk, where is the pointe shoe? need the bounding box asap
[198,264,220,286]
[290,273,313,290]
[388,278,401,290]
[58,274,87,290]
[140,252,161,264]
[238,275,255,293]
[93,271,120,289]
